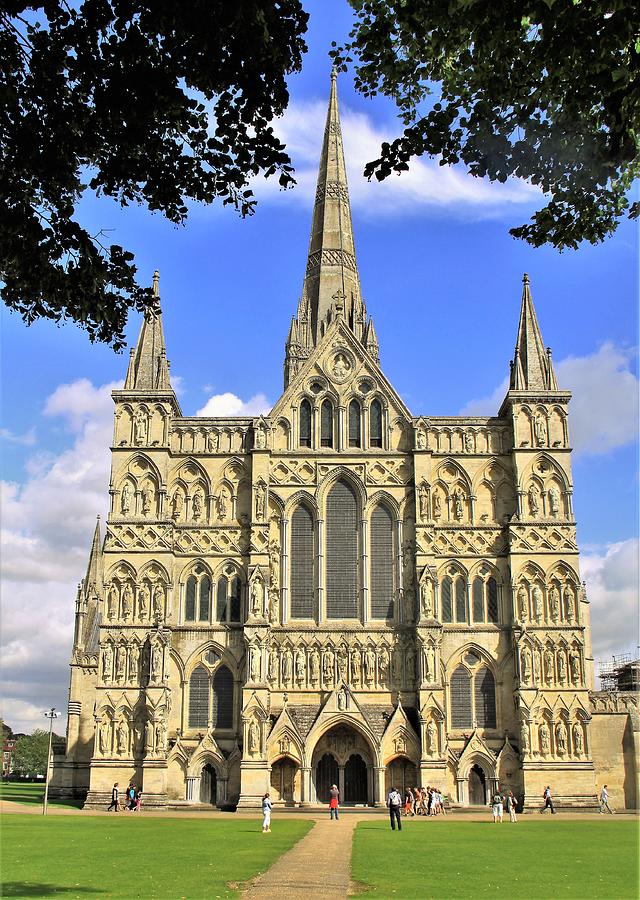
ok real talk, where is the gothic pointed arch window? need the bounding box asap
[472,574,500,624]
[188,666,209,728]
[474,667,497,728]
[199,575,211,621]
[348,399,361,447]
[450,665,472,729]
[184,570,211,623]
[290,503,315,619]
[370,502,394,619]
[326,478,359,619]
[216,576,228,622]
[369,398,383,448]
[185,575,197,622]
[321,399,334,448]
[455,577,467,623]
[472,577,484,623]
[441,576,453,623]
[212,665,234,729]
[230,576,242,623]
[215,573,242,624]
[299,399,312,448]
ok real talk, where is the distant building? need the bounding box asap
[599,653,640,693]
[51,72,639,810]
[3,736,18,776]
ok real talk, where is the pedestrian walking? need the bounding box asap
[404,786,415,816]
[107,782,119,812]
[126,783,136,811]
[387,785,403,831]
[540,785,556,814]
[491,789,504,823]
[329,784,340,820]
[134,789,142,812]
[262,792,272,833]
[599,785,614,814]
[506,791,518,823]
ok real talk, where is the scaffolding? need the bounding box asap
[598,652,640,693]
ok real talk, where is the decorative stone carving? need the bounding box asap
[282,647,293,685]
[549,584,560,622]
[572,723,583,756]
[543,648,554,684]
[217,487,229,521]
[351,648,361,684]
[248,718,260,754]
[323,648,334,686]
[464,431,474,453]
[309,648,320,685]
[520,722,530,755]
[121,483,132,514]
[171,489,184,520]
[420,578,434,618]
[520,646,532,683]
[548,486,560,518]
[155,719,167,754]
[141,483,154,516]
[107,585,118,620]
[207,430,219,453]
[416,428,427,450]
[116,720,128,755]
[332,352,351,379]
[517,585,528,621]
[192,490,204,520]
[452,487,465,520]
[115,644,126,681]
[424,644,436,682]
[98,718,110,755]
[337,687,348,710]
[539,721,550,756]
[145,718,154,755]
[532,585,544,622]
[152,583,165,621]
[534,413,547,446]
[129,643,140,680]
[267,646,278,683]
[427,719,438,754]
[122,583,134,619]
[255,482,266,519]
[249,645,261,682]
[557,651,567,684]
[134,409,148,445]
[564,587,575,622]
[555,721,568,755]
[418,482,430,520]
[364,647,375,684]
[138,583,150,619]
[295,648,306,684]
[101,644,113,682]
[569,649,581,684]
[150,642,163,682]
[337,646,348,683]
[250,578,264,617]
[432,491,442,519]
[528,484,540,517]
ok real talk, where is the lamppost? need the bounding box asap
[43,707,60,816]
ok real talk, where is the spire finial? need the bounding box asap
[523,272,529,285]
[331,64,338,82]
[153,269,160,297]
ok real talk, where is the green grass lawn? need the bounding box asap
[1,814,312,898]
[0,781,82,809]
[351,818,639,899]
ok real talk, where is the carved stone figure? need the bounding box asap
[557,651,567,684]
[539,721,550,755]
[532,586,544,622]
[269,541,280,590]
[248,719,260,754]
[153,583,165,620]
[115,644,126,680]
[378,647,389,685]
[323,649,334,686]
[337,687,347,710]
[155,719,167,753]
[255,482,266,519]
[452,487,465,520]
[268,647,278,683]
[117,720,128,755]
[129,643,140,680]
[556,721,568,755]
[548,486,561,517]
[217,487,229,520]
[138,583,150,618]
[549,585,560,622]
[543,648,554,683]
[192,490,204,519]
[337,647,348,682]
[564,587,575,622]
[207,430,219,452]
[534,412,547,446]
[427,719,438,754]
[464,431,474,453]
[416,429,427,450]
[122,583,133,619]
[572,723,583,756]
[364,648,375,683]
[268,589,279,624]
[425,644,436,682]
[521,646,532,683]
[520,722,530,755]
[134,409,148,445]
[151,643,162,681]
[392,649,403,687]
[351,648,361,684]
[295,648,306,683]
[120,483,132,514]
[107,584,118,620]
[517,585,528,621]
[249,645,261,682]
[420,579,434,618]
[145,719,154,754]
[418,482,430,519]
[282,647,293,685]
[101,644,113,681]
[528,484,540,516]
[569,650,581,684]
[406,648,416,686]
[141,483,154,516]
[332,353,350,377]
[98,719,109,755]
[309,648,320,684]
[432,491,442,518]
[251,578,264,617]
[171,489,184,519]
[255,424,267,449]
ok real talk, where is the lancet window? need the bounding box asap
[369,503,394,619]
[326,479,359,618]
[299,399,312,448]
[441,574,468,624]
[290,503,315,619]
[321,399,334,448]
[188,664,234,730]
[216,575,242,624]
[449,662,497,731]
[185,572,212,623]
[369,399,383,448]
[472,576,499,624]
[348,400,361,448]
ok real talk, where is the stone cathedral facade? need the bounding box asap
[52,73,638,810]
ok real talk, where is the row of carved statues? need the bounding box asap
[515,580,579,625]
[520,717,587,759]
[95,712,167,758]
[106,581,166,623]
[248,641,440,690]
[518,642,583,687]
[100,638,166,685]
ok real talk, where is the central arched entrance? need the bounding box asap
[199,763,217,805]
[315,753,339,803]
[311,723,375,805]
[468,764,487,805]
[344,754,367,803]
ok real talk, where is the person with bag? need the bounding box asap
[506,790,518,823]
[540,785,556,814]
[491,789,504,823]
[262,792,273,833]
[387,785,403,831]
[107,782,119,812]
[329,784,340,820]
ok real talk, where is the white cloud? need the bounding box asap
[0,427,36,446]
[196,391,271,417]
[581,539,640,666]
[460,343,639,456]
[254,99,538,217]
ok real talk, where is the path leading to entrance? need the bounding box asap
[244,814,361,899]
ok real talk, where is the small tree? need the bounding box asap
[12,730,51,777]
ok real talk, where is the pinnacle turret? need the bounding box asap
[123,270,174,392]
[509,274,558,391]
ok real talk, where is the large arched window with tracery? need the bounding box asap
[450,665,472,729]
[370,503,394,619]
[212,665,234,728]
[188,666,209,728]
[474,667,496,728]
[326,479,358,619]
[290,503,315,619]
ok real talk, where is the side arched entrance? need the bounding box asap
[385,756,418,797]
[270,757,299,805]
[200,763,217,805]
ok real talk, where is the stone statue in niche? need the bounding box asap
[268,589,279,625]
[418,482,430,520]
[425,644,436,682]
[337,687,347,710]
[255,482,266,519]
[337,647,348,682]
[517,585,528,621]
[539,721,550,756]
[527,484,540,517]
[129,643,140,680]
[549,585,560,622]
[520,646,532,683]
[248,719,260,754]
[134,409,148,445]
[207,431,219,453]
[282,647,293,685]
[534,413,547,446]
[120,483,132,514]
[572,724,583,756]
[122,583,134,619]
[532,585,544,622]
[452,487,465,520]
[364,648,375,683]
[107,584,118,620]
[323,649,334,686]
[117,720,128,755]
[249,645,261,682]
[141,484,154,516]
[564,587,575,622]
[192,490,204,520]
[267,647,278,683]
[309,648,320,684]
[427,719,438,754]
[295,648,306,683]
[420,579,434,618]
[520,722,530,755]
[351,648,361,684]
[171,489,184,520]
[432,491,442,519]
[269,541,280,590]
[151,643,162,682]
[153,584,165,620]
[378,647,389,685]
[406,647,416,686]
[557,652,567,684]
[464,431,474,453]
[250,579,264,617]
[392,649,403,687]
[155,719,167,754]
[332,353,351,378]
[543,648,554,683]
[548,486,561,518]
[255,424,267,449]
[217,487,229,521]
[98,719,110,755]
[416,429,427,450]
[138,583,150,619]
[569,650,581,684]
[144,718,154,754]
[555,721,568,755]
[101,644,113,681]
[115,644,126,680]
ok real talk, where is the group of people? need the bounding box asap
[402,786,446,818]
[490,789,519,822]
[106,781,142,812]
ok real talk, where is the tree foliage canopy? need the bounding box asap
[333,0,639,249]
[12,729,54,776]
[1,1,308,348]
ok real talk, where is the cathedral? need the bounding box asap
[52,72,638,810]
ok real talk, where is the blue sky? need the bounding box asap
[1,0,638,734]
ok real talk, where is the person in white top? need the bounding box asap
[599,785,614,814]
[262,792,273,833]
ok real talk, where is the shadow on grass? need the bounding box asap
[2,884,105,897]
[0,785,83,809]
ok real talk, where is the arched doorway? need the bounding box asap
[200,763,217,805]
[468,764,487,805]
[270,758,298,804]
[344,754,367,803]
[385,757,418,796]
[315,753,339,803]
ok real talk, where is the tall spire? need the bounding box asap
[84,515,102,595]
[509,274,558,391]
[123,270,173,392]
[285,69,376,386]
